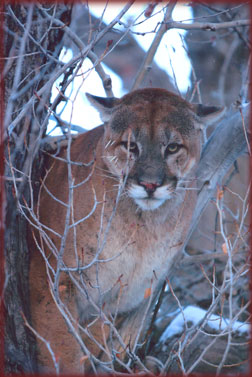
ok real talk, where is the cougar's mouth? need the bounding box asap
[127,183,173,211]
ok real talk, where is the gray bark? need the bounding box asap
[3,4,72,373]
[187,105,250,246]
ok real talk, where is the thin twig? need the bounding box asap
[6,1,134,137]
[131,0,177,90]
[21,312,60,374]
[38,5,113,97]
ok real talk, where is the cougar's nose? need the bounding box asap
[140,181,160,195]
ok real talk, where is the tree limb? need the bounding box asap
[38,5,113,97]
[131,0,177,90]
[164,19,250,32]
[184,104,250,248]
[6,1,134,137]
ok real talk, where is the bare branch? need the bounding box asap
[38,5,113,97]
[185,104,250,245]
[6,1,134,137]
[165,19,250,32]
[21,312,60,374]
[131,0,177,90]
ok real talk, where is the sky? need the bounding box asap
[48,3,193,135]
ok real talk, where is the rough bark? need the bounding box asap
[3,4,72,373]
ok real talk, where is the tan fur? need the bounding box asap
[29,88,222,374]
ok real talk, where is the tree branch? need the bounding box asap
[184,104,250,248]
[131,0,177,90]
[38,5,113,97]
[165,19,250,32]
[6,1,134,137]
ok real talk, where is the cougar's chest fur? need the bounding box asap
[92,196,193,314]
[66,147,197,318]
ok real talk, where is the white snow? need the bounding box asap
[160,305,250,343]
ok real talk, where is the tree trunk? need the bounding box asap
[3,4,72,373]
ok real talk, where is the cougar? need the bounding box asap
[29,88,223,374]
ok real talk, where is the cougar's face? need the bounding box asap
[101,92,202,211]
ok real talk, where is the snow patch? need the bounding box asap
[160,305,250,343]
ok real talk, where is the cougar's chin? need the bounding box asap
[134,198,166,211]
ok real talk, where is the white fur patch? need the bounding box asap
[134,198,166,211]
[128,184,172,211]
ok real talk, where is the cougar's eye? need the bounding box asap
[165,143,181,156]
[121,141,139,156]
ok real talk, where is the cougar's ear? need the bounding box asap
[192,104,226,129]
[86,93,119,123]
